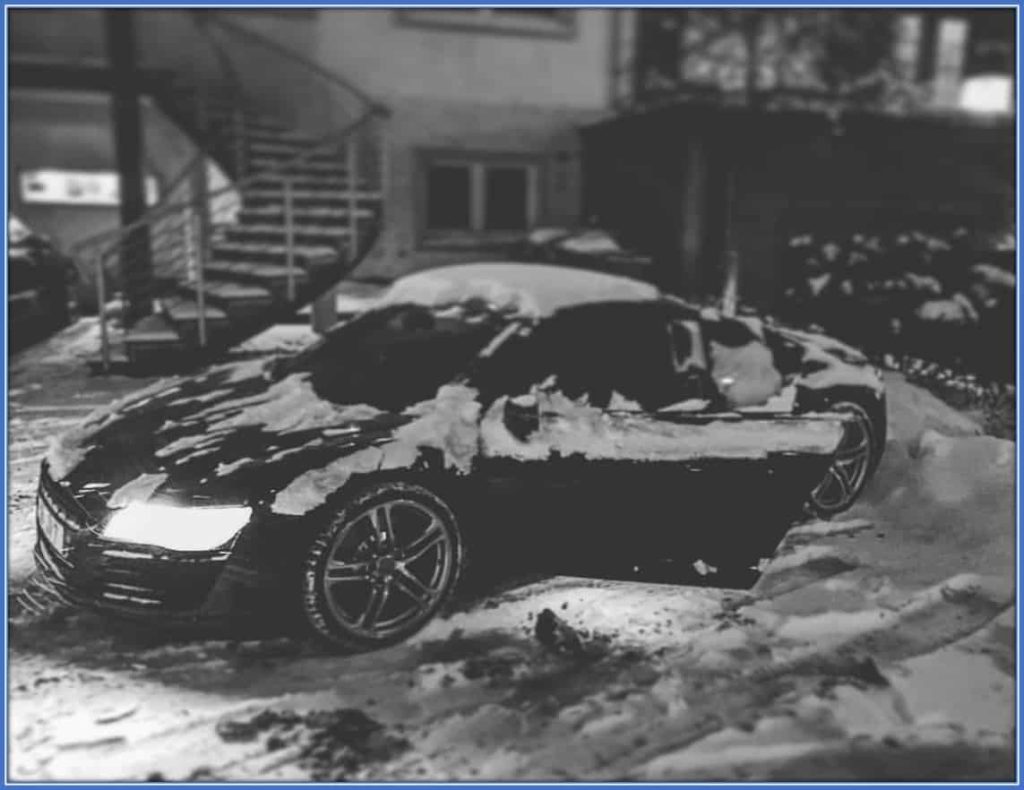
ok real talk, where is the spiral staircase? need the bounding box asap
[75,14,389,370]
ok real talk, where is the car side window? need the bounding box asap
[523,303,677,411]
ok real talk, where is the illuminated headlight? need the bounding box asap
[103,503,252,552]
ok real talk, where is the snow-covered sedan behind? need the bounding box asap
[35,264,885,650]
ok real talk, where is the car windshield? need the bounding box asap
[273,302,512,410]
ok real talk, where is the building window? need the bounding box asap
[19,168,160,207]
[396,9,576,39]
[421,152,540,248]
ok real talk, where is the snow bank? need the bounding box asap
[882,373,982,447]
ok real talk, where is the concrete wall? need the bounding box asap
[312,9,611,110]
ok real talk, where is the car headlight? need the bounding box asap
[103,503,252,552]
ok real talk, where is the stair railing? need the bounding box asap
[73,10,389,369]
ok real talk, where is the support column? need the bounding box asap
[679,131,707,296]
[105,9,152,324]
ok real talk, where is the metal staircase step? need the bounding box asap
[162,295,230,325]
[179,278,276,318]
[202,262,311,301]
[225,223,354,245]
[160,295,232,347]
[212,240,341,266]
[247,158,351,178]
[181,278,275,301]
[243,188,383,208]
[238,205,375,224]
[125,313,185,353]
[242,130,315,147]
[245,142,346,164]
[247,173,369,192]
[248,139,313,157]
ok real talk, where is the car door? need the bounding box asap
[474,302,708,563]
[673,312,847,559]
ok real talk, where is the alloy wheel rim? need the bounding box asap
[810,404,873,512]
[321,498,454,638]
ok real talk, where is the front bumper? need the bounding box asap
[32,469,282,625]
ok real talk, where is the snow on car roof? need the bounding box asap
[382,263,661,318]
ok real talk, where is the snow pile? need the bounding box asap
[107,473,169,509]
[271,385,482,515]
[773,325,869,365]
[709,338,783,408]
[394,384,483,473]
[384,271,541,318]
[481,390,844,463]
[383,263,659,319]
[229,325,319,356]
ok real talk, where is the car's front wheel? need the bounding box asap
[301,481,464,651]
[806,400,878,517]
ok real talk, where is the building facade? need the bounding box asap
[9,8,617,278]
[9,8,1014,319]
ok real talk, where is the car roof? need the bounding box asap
[383,262,662,318]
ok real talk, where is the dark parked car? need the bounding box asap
[36,264,885,650]
[9,215,77,347]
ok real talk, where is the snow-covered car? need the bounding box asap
[35,263,886,650]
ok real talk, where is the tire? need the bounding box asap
[806,399,880,518]
[300,481,465,652]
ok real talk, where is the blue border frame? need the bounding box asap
[2,2,1020,788]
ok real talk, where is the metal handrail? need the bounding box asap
[74,11,389,258]
[72,110,379,258]
[82,9,390,366]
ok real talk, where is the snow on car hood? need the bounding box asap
[43,359,399,512]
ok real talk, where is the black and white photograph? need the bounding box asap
[6,5,1018,782]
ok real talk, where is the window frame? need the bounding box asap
[395,8,577,40]
[417,149,543,250]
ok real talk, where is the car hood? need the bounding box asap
[45,358,411,519]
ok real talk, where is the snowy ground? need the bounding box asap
[7,320,1016,781]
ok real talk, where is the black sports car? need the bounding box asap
[35,264,886,650]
